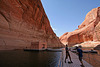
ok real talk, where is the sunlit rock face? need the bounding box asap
[0,0,64,50]
[60,7,100,47]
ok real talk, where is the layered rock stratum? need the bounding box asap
[0,0,64,50]
[60,7,100,47]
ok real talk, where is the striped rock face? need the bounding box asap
[60,7,100,47]
[0,0,64,50]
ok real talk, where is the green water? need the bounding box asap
[0,50,61,67]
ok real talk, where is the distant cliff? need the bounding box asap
[0,0,64,50]
[60,7,100,47]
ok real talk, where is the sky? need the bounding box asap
[41,0,100,37]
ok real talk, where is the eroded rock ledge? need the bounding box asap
[60,7,100,47]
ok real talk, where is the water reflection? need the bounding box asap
[83,50,100,67]
[0,50,61,67]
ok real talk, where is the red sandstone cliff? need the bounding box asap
[60,7,100,47]
[0,0,64,50]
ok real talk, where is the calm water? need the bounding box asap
[0,50,61,67]
[82,48,100,67]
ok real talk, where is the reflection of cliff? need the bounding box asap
[0,0,64,50]
[60,7,100,47]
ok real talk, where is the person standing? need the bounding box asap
[76,46,84,67]
[65,44,73,63]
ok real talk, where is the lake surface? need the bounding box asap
[0,50,61,67]
[82,48,100,67]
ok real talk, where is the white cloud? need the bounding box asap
[52,28,57,31]
[51,26,57,31]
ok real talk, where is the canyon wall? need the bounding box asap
[60,7,100,47]
[0,0,64,50]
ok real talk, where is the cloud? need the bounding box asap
[51,26,57,31]
[52,28,57,31]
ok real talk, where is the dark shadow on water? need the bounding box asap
[0,50,61,67]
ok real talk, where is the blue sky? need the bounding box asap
[41,0,100,37]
